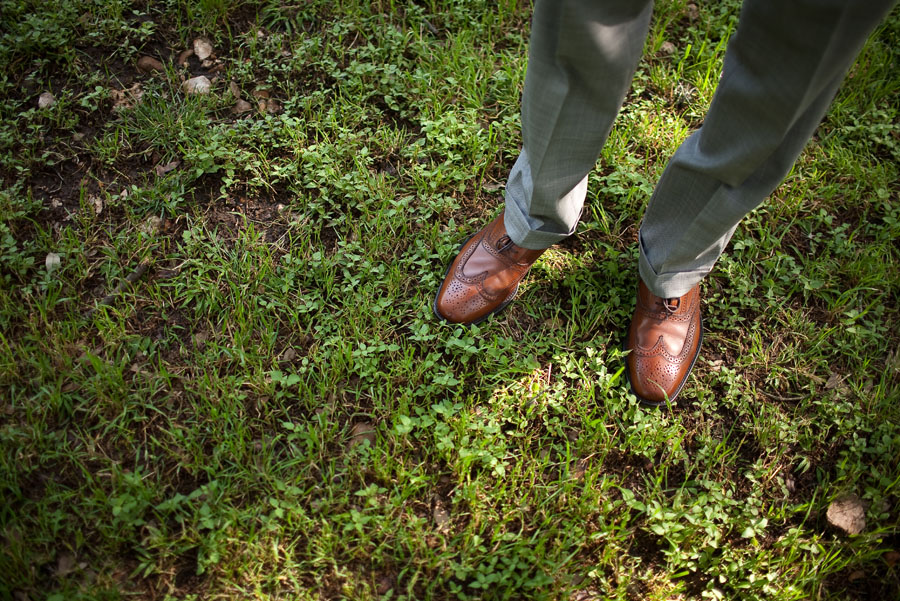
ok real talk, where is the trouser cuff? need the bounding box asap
[638,234,708,298]
[502,201,571,250]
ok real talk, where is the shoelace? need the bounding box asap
[496,235,514,252]
[662,297,680,314]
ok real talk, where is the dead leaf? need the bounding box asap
[686,3,700,20]
[348,422,376,448]
[251,88,271,99]
[155,160,180,176]
[89,195,103,215]
[572,458,591,480]
[45,252,61,272]
[232,99,253,114]
[848,570,865,582]
[139,215,162,235]
[110,83,143,111]
[38,92,56,109]
[266,98,282,114]
[229,81,241,99]
[377,575,394,595]
[827,493,866,535]
[825,373,843,390]
[193,331,209,349]
[784,475,796,494]
[136,56,164,74]
[177,48,194,66]
[660,41,676,55]
[193,38,214,61]
[182,76,211,95]
[885,550,900,567]
[543,316,562,330]
[433,499,451,530]
[257,99,267,113]
[56,553,76,577]
[886,348,899,374]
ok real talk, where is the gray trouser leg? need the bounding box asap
[504,0,654,250]
[639,0,896,297]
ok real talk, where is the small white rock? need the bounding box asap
[193,38,214,61]
[827,493,867,535]
[182,76,211,95]
[38,92,56,109]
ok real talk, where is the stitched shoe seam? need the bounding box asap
[449,238,528,303]
[454,237,517,282]
[632,319,698,362]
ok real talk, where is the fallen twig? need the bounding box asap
[84,259,151,318]
[423,19,439,36]
[762,390,806,402]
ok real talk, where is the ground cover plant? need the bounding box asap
[1,0,898,599]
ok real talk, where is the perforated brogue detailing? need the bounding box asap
[434,213,545,325]
[625,281,703,405]
[633,355,682,397]
[445,280,486,309]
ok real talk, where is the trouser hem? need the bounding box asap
[502,202,572,250]
[638,233,709,298]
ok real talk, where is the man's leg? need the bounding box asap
[505,0,654,249]
[627,0,897,405]
[435,0,653,324]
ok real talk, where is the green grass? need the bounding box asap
[1,0,898,599]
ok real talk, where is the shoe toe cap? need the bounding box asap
[628,353,683,403]
[435,278,491,323]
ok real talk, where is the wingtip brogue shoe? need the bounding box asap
[625,280,703,406]
[434,213,546,325]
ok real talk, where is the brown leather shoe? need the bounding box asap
[434,213,545,325]
[625,281,703,406]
